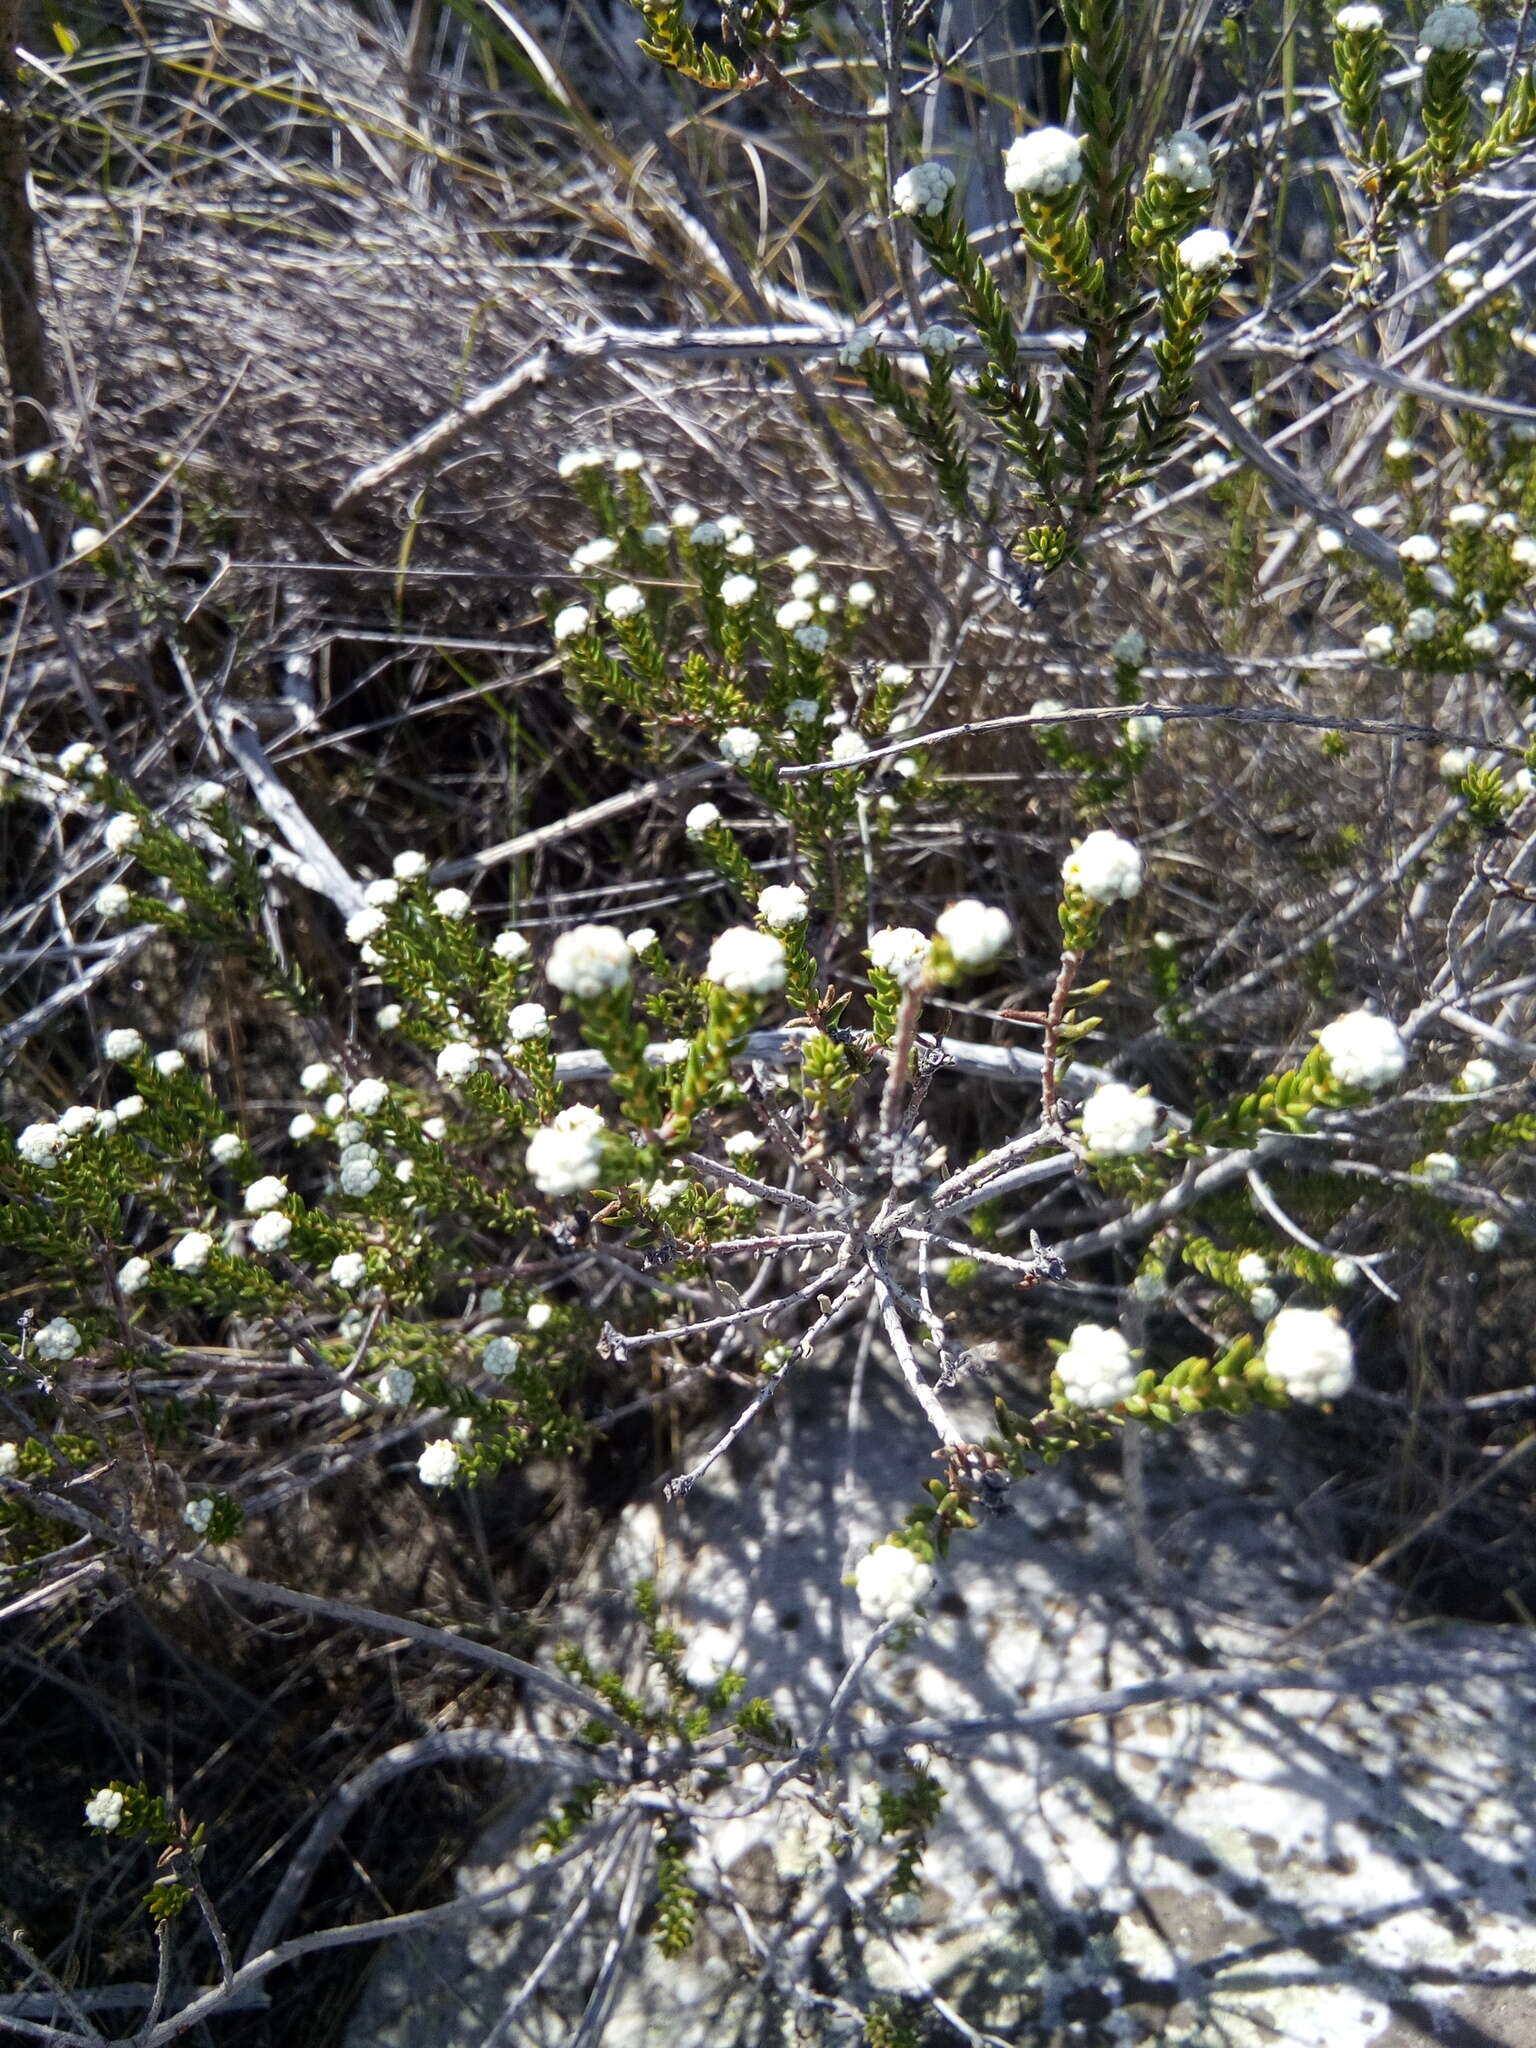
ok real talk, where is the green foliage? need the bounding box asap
[652,1824,700,1956]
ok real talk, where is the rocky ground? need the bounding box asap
[344,1362,1536,2047]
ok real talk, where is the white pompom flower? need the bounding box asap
[436,1041,482,1084]
[869,926,932,986]
[1335,3,1385,30]
[348,1078,389,1116]
[719,727,762,768]
[1055,1323,1139,1410]
[118,1256,152,1295]
[852,1542,935,1624]
[35,1317,82,1363]
[892,161,955,218]
[1316,1009,1407,1090]
[604,583,646,621]
[84,1788,126,1832]
[104,813,142,855]
[1062,830,1144,904]
[525,1105,608,1198]
[483,1337,522,1378]
[1420,1152,1459,1185]
[433,887,472,920]
[339,1157,381,1197]
[552,604,590,644]
[392,850,430,881]
[685,802,722,840]
[1262,1307,1354,1402]
[493,931,530,963]
[757,883,809,930]
[172,1231,214,1273]
[1081,1083,1159,1157]
[1003,127,1084,197]
[17,1122,68,1170]
[934,900,1012,970]
[330,1252,368,1289]
[1176,227,1235,275]
[104,1028,145,1062]
[1417,3,1481,51]
[705,928,787,995]
[1458,1056,1498,1094]
[417,1439,461,1488]
[1470,1218,1502,1252]
[1150,128,1213,190]
[250,1211,292,1254]
[508,1002,550,1042]
[720,573,758,608]
[547,924,632,998]
[57,742,105,780]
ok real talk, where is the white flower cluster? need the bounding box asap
[852,1542,935,1623]
[250,1212,292,1254]
[1316,1009,1406,1090]
[417,1439,461,1487]
[892,161,955,217]
[547,923,631,998]
[1150,129,1213,190]
[1177,227,1235,275]
[705,927,787,995]
[1055,1323,1139,1410]
[525,1104,607,1197]
[436,1040,482,1083]
[1003,127,1084,197]
[1080,1083,1159,1157]
[1062,830,1143,904]
[934,900,1012,969]
[483,1337,521,1377]
[17,1121,69,1169]
[1335,3,1385,31]
[757,882,809,930]
[34,1317,82,1363]
[1262,1307,1355,1402]
[869,926,931,985]
[84,1788,126,1832]
[1418,3,1481,52]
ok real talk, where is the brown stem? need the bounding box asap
[0,0,54,462]
[1040,948,1082,1127]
